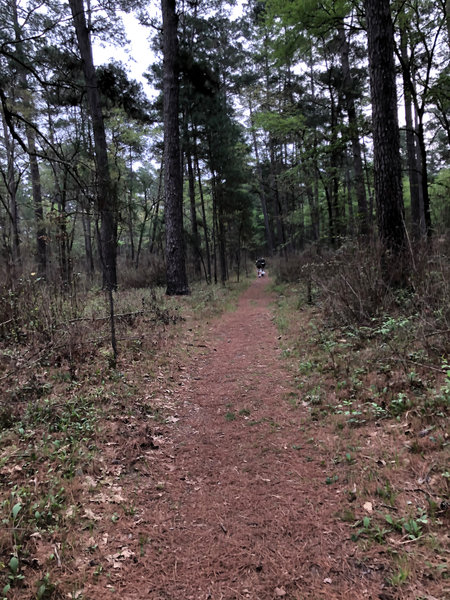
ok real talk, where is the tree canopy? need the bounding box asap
[0,0,448,291]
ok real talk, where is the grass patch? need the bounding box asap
[0,278,250,598]
[272,277,449,598]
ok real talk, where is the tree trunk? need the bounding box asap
[186,145,202,277]
[218,202,227,286]
[212,185,218,285]
[149,165,163,254]
[415,118,432,239]
[26,128,47,276]
[446,0,450,47]
[135,190,150,269]
[269,139,285,254]
[194,146,211,283]
[1,111,21,267]
[127,147,135,262]
[338,24,369,235]
[345,165,355,236]
[323,180,336,246]
[161,0,189,295]
[11,0,46,276]
[69,0,117,291]
[249,97,274,255]
[400,28,423,240]
[81,200,95,279]
[306,179,320,242]
[365,0,408,264]
[54,191,71,286]
[308,49,322,244]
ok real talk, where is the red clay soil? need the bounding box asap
[80,277,389,600]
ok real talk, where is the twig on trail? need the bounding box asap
[395,534,425,545]
[0,323,169,383]
[424,328,450,338]
[0,349,49,381]
[226,585,246,598]
[380,504,398,511]
[219,522,228,534]
[404,486,434,499]
[391,356,443,373]
[59,310,145,326]
[361,455,387,465]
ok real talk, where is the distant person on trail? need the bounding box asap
[255,257,266,278]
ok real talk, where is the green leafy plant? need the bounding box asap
[351,515,372,541]
[376,315,412,337]
[388,554,411,586]
[351,515,391,543]
[437,358,450,401]
[325,474,339,485]
[375,481,396,505]
[36,573,56,599]
[389,393,412,417]
[385,510,428,539]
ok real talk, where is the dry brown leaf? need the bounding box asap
[274,587,286,597]
[83,508,102,521]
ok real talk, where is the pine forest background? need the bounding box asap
[1,0,450,355]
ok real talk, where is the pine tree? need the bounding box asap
[161,0,189,295]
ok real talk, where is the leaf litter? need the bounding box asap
[1,277,448,599]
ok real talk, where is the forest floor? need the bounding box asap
[0,274,448,600]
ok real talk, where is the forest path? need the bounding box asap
[104,277,385,600]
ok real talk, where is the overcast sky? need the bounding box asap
[93,2,245,101]
[93,13,157,100]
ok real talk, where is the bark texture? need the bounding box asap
[365,0,407,254]
[400,27,423,240]
[162,0,189,295]
[338,24,369,235]
[11,0,46,275]
[69,0,117,290]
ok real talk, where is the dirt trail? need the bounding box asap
[100,277,386,599]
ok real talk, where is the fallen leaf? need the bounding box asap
[83,508,102,521]
[115,547,134,559]
[166,416,179,423]
[111,492,127,503]
[274,587,286,597]
[82,476,97,488]
[363,501,373,513]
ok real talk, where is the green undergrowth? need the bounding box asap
[0,392,100,599]
[272,280,449,598]
[0,277,250,599]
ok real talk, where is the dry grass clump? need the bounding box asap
[274,238,450,357]
[0,280,182,411]
[118,255,167,288]
[273,273,449,599]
